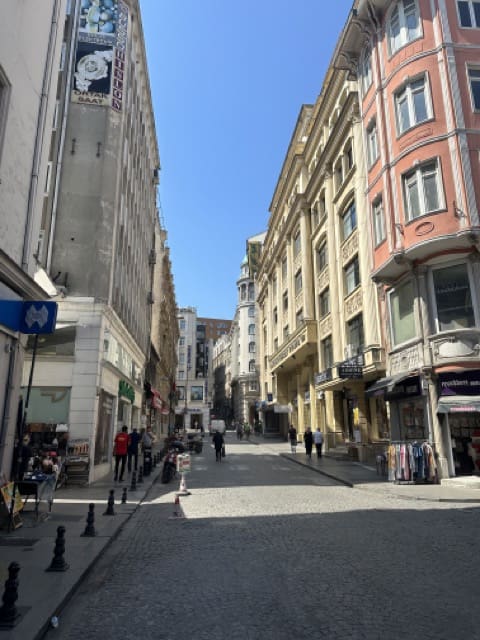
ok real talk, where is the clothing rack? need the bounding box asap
[387,441,437,484]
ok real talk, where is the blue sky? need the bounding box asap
[139,0,353,319]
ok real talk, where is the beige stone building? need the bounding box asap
[258,50,385,459]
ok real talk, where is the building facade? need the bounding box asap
[0,0,68,478]
[20,0,169,482]
[343,0,480,478]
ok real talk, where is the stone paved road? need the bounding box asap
[44,435,480,640]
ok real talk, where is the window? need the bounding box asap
[295,270,303,295]
[317,241,328,272]
[283,293,288,311]
[433,263,475,330]
[249,360,256,373]
[345,144,354,172]
[248,324,255,335]
[248,283,255,300]
[347,314,364,352]
[241,284,246,300]
[366,120,378,167]
[468,68,480,110]
[179,337,185,346]
[179,353,185,365]
[296,309,304,327]
[248,306,255,317]
[319,289,330,317]
[283,325,289,340]
[322,335,333,368]
[179,319,186,330]
[249,379,258,391]
[178,370,185,380]
[272,277,277,298]
[335,161,343,190]
[282,256,287,281]
[249,341,256,353]
[372,197,386,246]
[388,0,421,55]
[458,1,480,28]
[395,75,430,135]
[389,280,416,345]
[273,308,278,324]
[361,47,373,94]
[273,338,278,352]
[403,160,442,221]
[342,201,357,240]
[294,231,301,257]
[319,192,326,221]
[344,257,360,295]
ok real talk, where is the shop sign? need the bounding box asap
[119,380,134,403]
[177,454,191,474]
[438,371,480,396]
[315,369,332,385]
[0,300,58,334]
[386,376,420,400]
[338,353,364,379]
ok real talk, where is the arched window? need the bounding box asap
[248,283,255,300]
[249,341,256,353]
[249,359,256,373]
[248,324,255,335]
[240,284,246,300]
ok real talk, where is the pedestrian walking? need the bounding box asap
[244,423,251,440]
[127,427,140,473]
[113,426,129,482]
[304,427,313,460]
[212,430,224,462]
[288,424,297,454]
[236,422,243,440]
[314,428,324,458]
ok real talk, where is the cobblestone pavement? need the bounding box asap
[44,434,480,640]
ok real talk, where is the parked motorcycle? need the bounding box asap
[161,441,185,484]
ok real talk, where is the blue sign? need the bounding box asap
[0,300,57,334]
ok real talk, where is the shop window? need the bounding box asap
[432,263,475,331]
[389,280,416,345]
[27,326,76,356]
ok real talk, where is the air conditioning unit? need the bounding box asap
[344,343,357,359]
[149,249,156,265]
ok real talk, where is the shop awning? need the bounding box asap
[437,397,480,413]
[365,373,410,397]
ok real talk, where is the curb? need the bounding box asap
[279,453,354,488]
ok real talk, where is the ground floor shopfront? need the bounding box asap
[21,302,145,482]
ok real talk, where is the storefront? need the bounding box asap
[437,371,480,476]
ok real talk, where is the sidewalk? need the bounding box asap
[0,455,165,640]
[254,436,480,503]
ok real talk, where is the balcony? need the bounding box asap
[269,320,317,372]
[429,328,480,369]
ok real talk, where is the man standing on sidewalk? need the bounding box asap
[313,428,324,458]
[127,427,140,473]
[114,426,129,482]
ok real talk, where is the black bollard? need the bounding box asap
[46,526,69,572]
[121,487,127,504]
[137,465,144,484]
[81,503,96,537]
[0,562,21,627]
[103,490,115,516]
[130,470,137,491]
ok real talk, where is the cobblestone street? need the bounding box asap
[45,435,480,640]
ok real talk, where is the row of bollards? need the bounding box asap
[0,486,133,627]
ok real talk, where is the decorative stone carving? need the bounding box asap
[341,231,358,263]
[390,343,423,375]
[344,289,363,318]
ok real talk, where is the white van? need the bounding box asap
[209,419,226,435]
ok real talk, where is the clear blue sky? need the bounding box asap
[139,0,353,319]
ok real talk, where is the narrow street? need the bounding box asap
[45,434,480,640]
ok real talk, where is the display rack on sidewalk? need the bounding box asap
[387,441,437,484]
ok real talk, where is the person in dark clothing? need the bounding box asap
[304,427,313,460]
[127,427,140,472]
[212,430,224,462]
[288,424,297,454]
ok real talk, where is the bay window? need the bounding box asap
[389,280,416,345]
[395,75,430,135]
[432,263,475,331]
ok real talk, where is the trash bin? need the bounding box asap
[143,449,152,476]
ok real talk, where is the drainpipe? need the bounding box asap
[22,0,62,273]
[46,0,80,273]
[0,337,18,475]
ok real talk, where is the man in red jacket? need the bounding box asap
[114,425,129,482]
